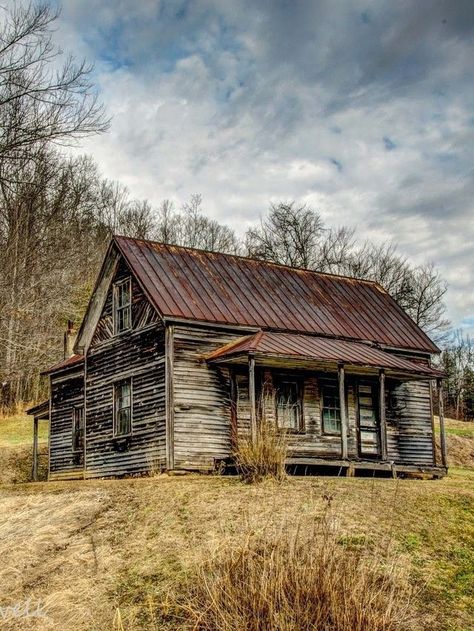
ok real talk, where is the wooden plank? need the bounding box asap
[32,417,38,482]
[338,364,348,459]
[166,324,175,470]
[429,379,437,466]
[379,369,388,460]
[437,379,448,468]
[249,354,257,443]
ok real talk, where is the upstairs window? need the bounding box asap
[72,406,84,452]
[114,379,132,436]
[321,380,341,434]
[275,376,303,431]
[113,278,131,334]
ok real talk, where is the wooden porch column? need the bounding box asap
[379,369,388,461]
[338,364,348,459]
[437,378,448,468]
[32,417,39,482]
[248,354,257,444]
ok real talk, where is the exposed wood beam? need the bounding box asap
[165,325,175,470]
[379,369,388,461]
[248,354,257,444]
[338,364,348,459]
[32,417,39,482]
[437,379,448,468]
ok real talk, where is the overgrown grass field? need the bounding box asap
[0,414,473,630]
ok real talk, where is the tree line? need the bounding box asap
[0,2,471,419]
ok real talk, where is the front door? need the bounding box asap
[356,383,381,459]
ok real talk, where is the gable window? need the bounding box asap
[72,406,84,452]
[113,278,132,334]
[114,379,132,436]
[321,380,341,434]
[275,376,303,431]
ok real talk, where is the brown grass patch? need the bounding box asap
[176,523,415,631]
[233,419,288,483]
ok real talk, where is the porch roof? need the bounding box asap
[206,331,444,378]
[26,399,50,419]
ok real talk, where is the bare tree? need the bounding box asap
[153,194,240,254]
[244,201,449,338]
[0,2,109,169]
[440,330,474,420]
[245,201,324,268]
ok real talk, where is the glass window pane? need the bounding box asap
[276,379,300,429]
[118,281,130,307]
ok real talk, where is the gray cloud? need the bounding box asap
[55,0,474,334]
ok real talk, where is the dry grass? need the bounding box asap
[0,475,473,630]
[178,521,414,631]
[233,418,288,483]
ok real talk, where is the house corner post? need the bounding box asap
[248,354,257,444]
[379,369,388,461]
[437,378,448,468]
[338,364,348,460]
[165,325,175,470]
[32,417,39,482]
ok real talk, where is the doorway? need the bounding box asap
[356,382,381,458]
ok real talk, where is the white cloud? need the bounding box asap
[57,0,474,334]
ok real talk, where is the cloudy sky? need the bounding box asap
[52,0,473,333]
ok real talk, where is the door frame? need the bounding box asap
[355,379,381,459]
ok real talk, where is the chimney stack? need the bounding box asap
[64,320,77,359]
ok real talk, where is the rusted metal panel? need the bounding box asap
[113,237,439,354]
[42,354,84,375]
[206,331,444,378]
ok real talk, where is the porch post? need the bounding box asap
[338,364,348,459]
[248,354,257,444]
[437,378,448,468]
[32,416,39,482]
[379,369,388,461]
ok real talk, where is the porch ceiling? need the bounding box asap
[205,331,444,380]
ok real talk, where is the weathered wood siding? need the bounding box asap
[49,367,84,480]
[85,324,166,477]
[84,257,166,478]
[387,379,434,465]
[172,325,242,470]
[90,258,160,348]
[170,324,435,470]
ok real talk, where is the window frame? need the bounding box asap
[113,277,132,335]
[320,378,342,436]
[273,373,304,433]
[113,378,133,438]
[72,405,85,453]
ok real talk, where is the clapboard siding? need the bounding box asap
[85,324,166,477]
[387,379,434,465]
[170,324,436,470]
[50,367,84,478]
[173,325,241,469]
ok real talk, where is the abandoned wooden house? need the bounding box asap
[28,235,448,480]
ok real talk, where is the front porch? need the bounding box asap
[207,331,448,478]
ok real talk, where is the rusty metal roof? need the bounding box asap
[114,236,439,354]
[206,332,444,377]
[42,354,84,375]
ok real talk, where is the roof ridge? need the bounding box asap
[113,235,383,288]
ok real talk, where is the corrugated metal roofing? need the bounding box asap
[206,332,444,377]
[42,354,84,375]
[114,236,439,354]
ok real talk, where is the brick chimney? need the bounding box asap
[63,320,77,359]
